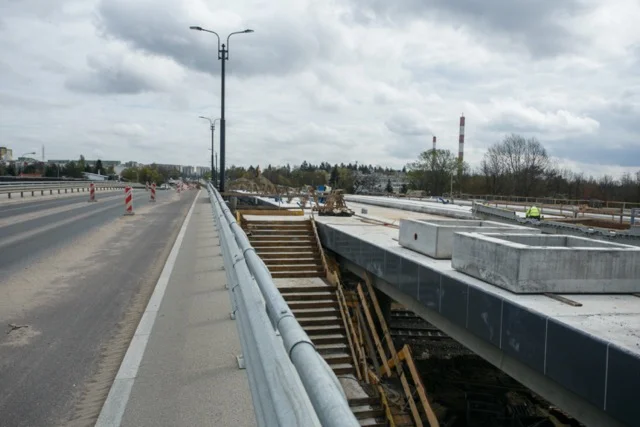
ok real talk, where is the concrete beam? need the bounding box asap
[339,258,625,427]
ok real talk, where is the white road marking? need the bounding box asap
[94,191,200,427]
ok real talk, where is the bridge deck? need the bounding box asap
[97,192,255,427]
[315,206,640,427]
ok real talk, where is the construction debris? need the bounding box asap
[315,189,354,216]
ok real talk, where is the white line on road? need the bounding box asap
[94,191,200,427]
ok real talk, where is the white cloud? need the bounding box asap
[485,99,600,136]
[0,0,638,176]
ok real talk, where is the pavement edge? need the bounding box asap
[94,190,201,427]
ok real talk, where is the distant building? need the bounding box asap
[0,147,13,161]
[82,172,109,181]
[49,160,121,168]
[195,166,211,176]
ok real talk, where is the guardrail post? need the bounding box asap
[21,191,23,197]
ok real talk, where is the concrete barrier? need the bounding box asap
[452,233,640,293]
[399,219,539,259]
[345,195,476,219]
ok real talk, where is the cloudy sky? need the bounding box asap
[1,0,639,176]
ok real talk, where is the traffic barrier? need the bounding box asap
[124,186,134,215]
[88,183,97,202]
[150,183,156,202]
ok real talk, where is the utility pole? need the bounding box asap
[199,116,219,186]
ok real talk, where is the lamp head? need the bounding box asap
[189,26,203,31]
[244,29,254,33]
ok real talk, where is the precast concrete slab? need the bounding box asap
[452,233,640,293]
[399,219,539,259]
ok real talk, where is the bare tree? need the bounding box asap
[479,134,550,196]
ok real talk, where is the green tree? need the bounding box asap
[400,183,408,194]
[94,159,104,174]
[329,165,339,187]
[406,149,458,196]
[6,163,16,176]
[385,179,393,193]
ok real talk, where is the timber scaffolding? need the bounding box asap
[237,207,440,426]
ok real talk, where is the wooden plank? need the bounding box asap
[544,293,583,307]
[357,284,390,377]
[363,273,404,377]
[377,385,397,427]
[403,345,440,427]
[310,219,330,278]
[365,273,440,427]
[336,285,362,380]
[356,306,381,376]
[400,371,423,427]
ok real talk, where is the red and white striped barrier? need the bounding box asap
[150,182,156,202]
[124,186,134,215]
[88,183,97,202]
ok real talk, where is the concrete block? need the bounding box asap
[451,233,640,293]
[399,219,539,259]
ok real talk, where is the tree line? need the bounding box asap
[406,134,640,203]
[0,156,115,178]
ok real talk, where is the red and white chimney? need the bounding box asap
[458,114,465,164]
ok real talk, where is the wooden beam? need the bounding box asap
[365,273,440,427]
[310,219,330,278]
[377,385,397,427]
[336,285,362,380]
[357,284,390,377]
[356,306,381,376]
[403,345,440,427]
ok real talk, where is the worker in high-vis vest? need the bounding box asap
[526,205,541,220]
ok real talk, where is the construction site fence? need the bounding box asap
[206,183,360,427]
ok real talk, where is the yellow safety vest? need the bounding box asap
[527,206,540,217]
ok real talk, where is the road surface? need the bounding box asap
[0,188,198,427]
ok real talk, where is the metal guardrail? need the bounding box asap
[207,183,359,427]
[0,181,141,198]
[472,202,640,242]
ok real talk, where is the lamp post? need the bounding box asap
[199,116,220,186]
[18,151,36,176]
[189,25,254,193]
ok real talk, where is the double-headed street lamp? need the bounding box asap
[189,25,254,193]
[199,116,220,185]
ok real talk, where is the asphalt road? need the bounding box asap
[0,188,199,427]
[0,189,121,220]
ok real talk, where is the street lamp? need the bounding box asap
[189,25,254,193]
[199,116,220,185]
[17,152,37,176]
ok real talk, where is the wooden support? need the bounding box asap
[336,285,362,380]
[377,385,397,427]
[310,219,330,278]
[356,306,382,376]
[364,273,403,376]
[364,273,440,427]
[403,345,440,427]
[357,284,390,377]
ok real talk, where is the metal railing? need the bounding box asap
[0,181,141,198]
[207,183,360,427]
